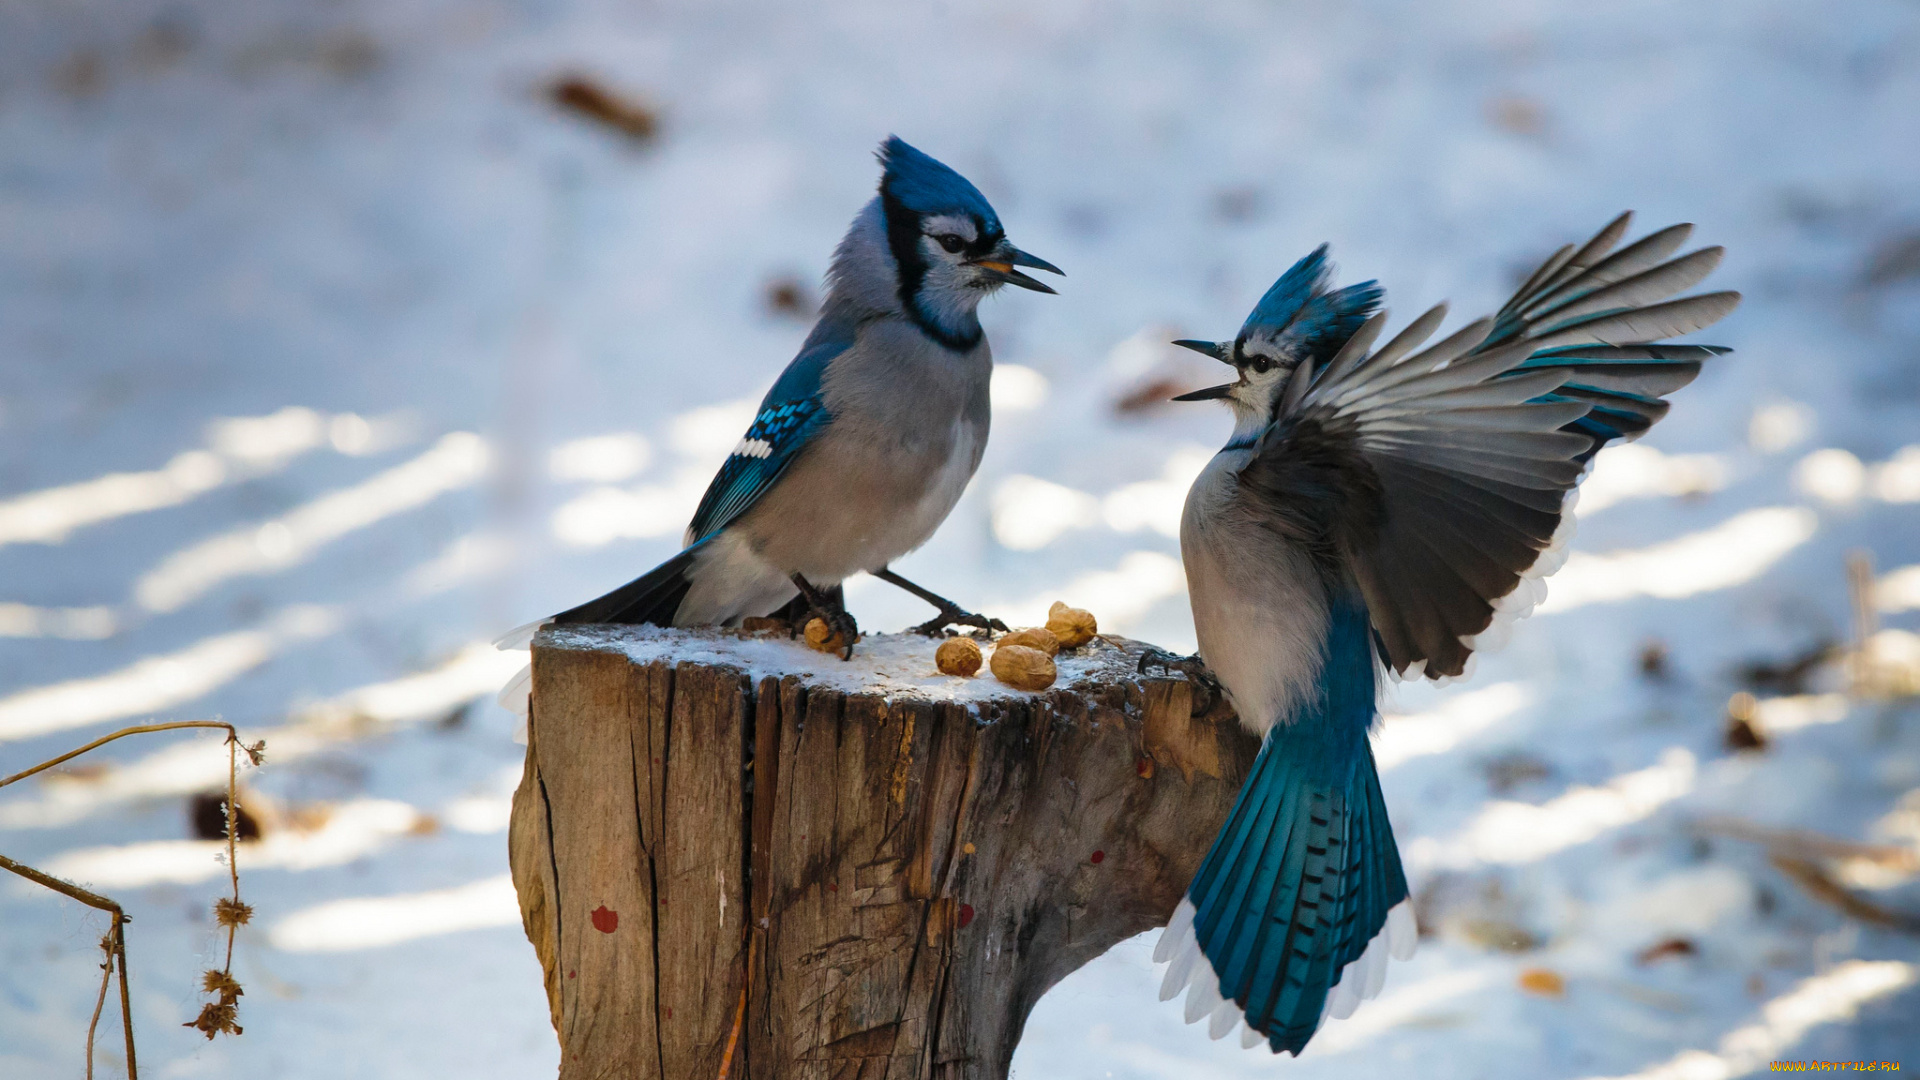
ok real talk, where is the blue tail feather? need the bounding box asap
[549,538,708,626]
[1200,773,1302,998]
[1183,594,1410,1055]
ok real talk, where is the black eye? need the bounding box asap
[1247,356,1274,374]
[935,234,966,254]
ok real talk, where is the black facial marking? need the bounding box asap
[969,218,1002,259]
[878,186,984,352]
[880,185,930,308]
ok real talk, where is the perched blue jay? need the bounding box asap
[498,137,1060,695]
[1146,214,1738,1052]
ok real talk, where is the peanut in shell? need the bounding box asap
[990,643,1057,691]
[999,626,1061,656]
[1046,602,1098,649]
[935,636,983,677]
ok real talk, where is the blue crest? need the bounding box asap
[878,136,1001,234]
[1242,245,1383,366]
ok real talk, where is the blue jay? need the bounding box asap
[500,137,1060,685]
[1146,214,1738,1052]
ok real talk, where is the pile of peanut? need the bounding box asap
[936,601,1098,691]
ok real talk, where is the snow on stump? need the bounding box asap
[508,624,1258,1080]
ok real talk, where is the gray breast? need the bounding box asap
[736,319,991,582]
[1181,451,1332,734]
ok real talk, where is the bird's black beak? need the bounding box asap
[1172,339,1233,365]
[1009,247,1064,276]
[973,246,1063,294]
[1172,383,1235,401]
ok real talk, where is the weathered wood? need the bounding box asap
[509,627,1258,1080]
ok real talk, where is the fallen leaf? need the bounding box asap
[1518,968,1565,997]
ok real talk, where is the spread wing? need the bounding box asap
[684,335,846,544]
[1239,212,1740,680]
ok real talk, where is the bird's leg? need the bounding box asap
[789,573,858,660]
[1137,647,1226,714]
[765,585,841,637]
[873,568,1010,637]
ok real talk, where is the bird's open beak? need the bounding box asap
[1172,383,1235,401]
[1172,339,1233,365]
[972,246,1063,293]
[1009,247,1064,276]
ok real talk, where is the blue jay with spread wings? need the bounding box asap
[498,137,1059,700]
[1145,214,1738,1052]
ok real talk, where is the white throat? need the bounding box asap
[1225,393,1270,447]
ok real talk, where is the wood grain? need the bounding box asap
[510,628,1257,1080]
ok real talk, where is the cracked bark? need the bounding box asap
[509,627,1258,1080]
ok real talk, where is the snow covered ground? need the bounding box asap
[3,0,1919,1076]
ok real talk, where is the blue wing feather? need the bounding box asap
[1500,343,1726,459]
[684,332,850,544]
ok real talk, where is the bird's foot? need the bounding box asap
[1137,647,1225,713]
[807,603,860,660]
[910,606,1010,638]
[790,573,859,660]
[870,569,1008,638]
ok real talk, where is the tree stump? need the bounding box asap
[508,625,1258,1080]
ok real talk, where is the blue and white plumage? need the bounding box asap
[1154,213,1739,1053]
[496,137,1059,713]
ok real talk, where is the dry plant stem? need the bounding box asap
[0,851,122,909]
[1694,816,1920,871]
[85,932,114,1080]
[1847,551,1878,648]
[1697,816,1920,934]
[223,727,240,969]
[1771,854,1920,934]
[0,855,134,1080]
[115,923,136,1080]
[0,720,238,790]
[1846,550,1878,694]
[1,719,255,1077]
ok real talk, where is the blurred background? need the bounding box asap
[3,0,1919,1076]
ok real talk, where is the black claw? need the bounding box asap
[790,573,860,660]
[1136,646,1184,676]
[822,607,860,661]
[910,607,1007,638]
[1192,672,1225,714]
[1137,647,1224,713]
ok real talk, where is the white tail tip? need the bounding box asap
[492,619,546,650]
